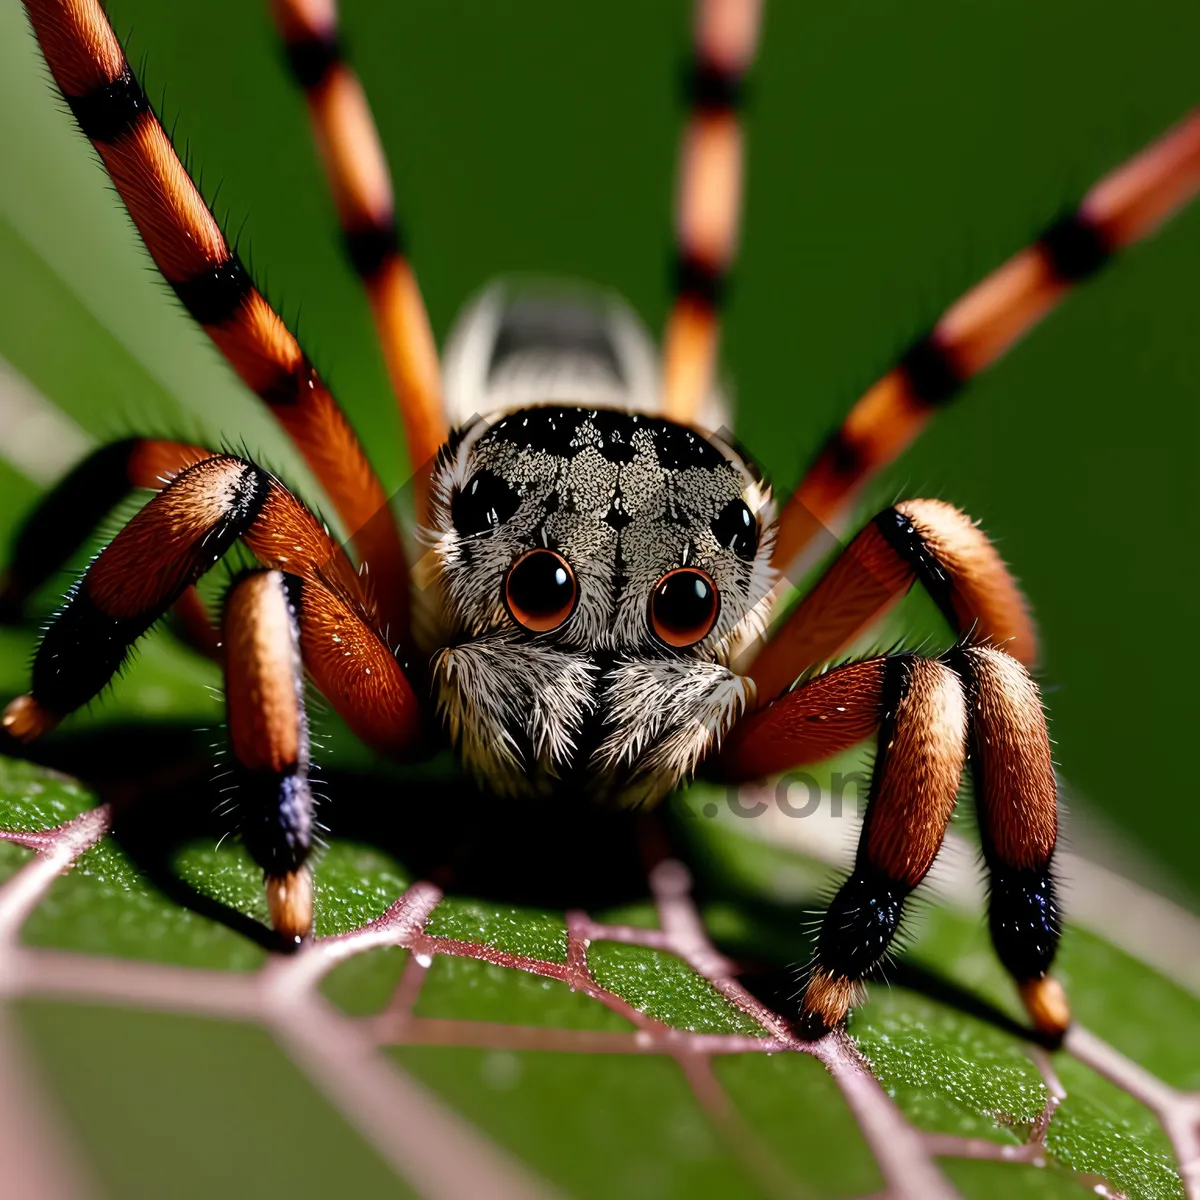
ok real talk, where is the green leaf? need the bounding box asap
[1,757,1197,1199]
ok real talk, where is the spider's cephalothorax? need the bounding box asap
[427,403,775,805]
[8,0,1200,1037]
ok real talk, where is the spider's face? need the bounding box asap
[425,406,776,806]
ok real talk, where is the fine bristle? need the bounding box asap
[798,968,863,1037]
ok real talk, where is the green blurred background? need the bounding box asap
[0,0,1197,898]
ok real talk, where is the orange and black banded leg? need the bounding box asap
[954,645,1066,1037]
[0,455,367,742]
[22,0,409,634]
[223,566,425,942]
[719,647,1064,1035]
[270,0,446,516]
[773,109,1200,573]
[747,497,1035,702]
[223,569,315,942]
[724,654,968,1036]
[798,654,966,1035]
[0,438,210,621]
[661,0,762,424]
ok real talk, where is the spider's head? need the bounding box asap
[423,406,776,806]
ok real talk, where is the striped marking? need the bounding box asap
[774,108,1200,574]
[270,0,446,505]
[10,451,371,730]
[65,66,147,142]
[23,0,409,636]
[747,498,1036,702]
[794,655,967,1032]
[662,0,762,424]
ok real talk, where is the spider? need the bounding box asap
[4,0,1198,1039]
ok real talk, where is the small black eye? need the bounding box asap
[505,549,578,633]
[711,498,758,561]
[452,470,519,537]
[650,568,720,648]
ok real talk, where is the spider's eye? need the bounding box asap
[650,568,719,648]
[452,470,519,537]
[711,497,758,561]
[504,549,578,633]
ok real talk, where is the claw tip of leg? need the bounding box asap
[2,695,55,743]
[266,868,313,944]
[1020,975,1070,1037]
[798,968,861,1039]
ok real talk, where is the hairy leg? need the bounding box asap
[772,110,1200,573]
[661,0,762,424]
[719,649,1065,1036]
[954,645,1065,1036]
[0,456,418,743]
[0,438,209,618]
[223,569,315,941]
[270,0,446,513]
[23,0,410,633]
[747,498,1035,702]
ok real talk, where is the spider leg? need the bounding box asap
[222,563,424,942]
[662,0,763,424]
[0,455,422,743]
[745,498,1035,702]
[0,438,209,620]
[718,650,1065,1038]
[222,569,315,941]
[953,645,1065,1037]
[269,0,446,514]
[772,109,1200,573]
[22,0,410,636]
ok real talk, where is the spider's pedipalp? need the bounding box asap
[23,0,410,637]
[270,0,446,514]
[774,108,1200,572]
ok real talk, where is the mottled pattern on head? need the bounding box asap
[424,406,776,805]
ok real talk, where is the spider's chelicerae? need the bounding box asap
[5,0,1199,1037]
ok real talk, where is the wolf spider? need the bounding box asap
[5,0,1199,1036]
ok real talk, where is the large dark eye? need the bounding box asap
[711,498,758,560]
[504,549,578,632]
[452,470,519,537]
[650,568,719,648]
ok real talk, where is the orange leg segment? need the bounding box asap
[718,648,1065,1036]
[22,0,410,636]
[1,455,374,740]
[270,0,446,517]
[662,0,763,425]
[223,569,315,942]
[747,498,1036,703]
[0,437,209,620]
[773,108,1200,574]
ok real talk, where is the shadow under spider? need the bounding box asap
[3,719,1055,1046]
